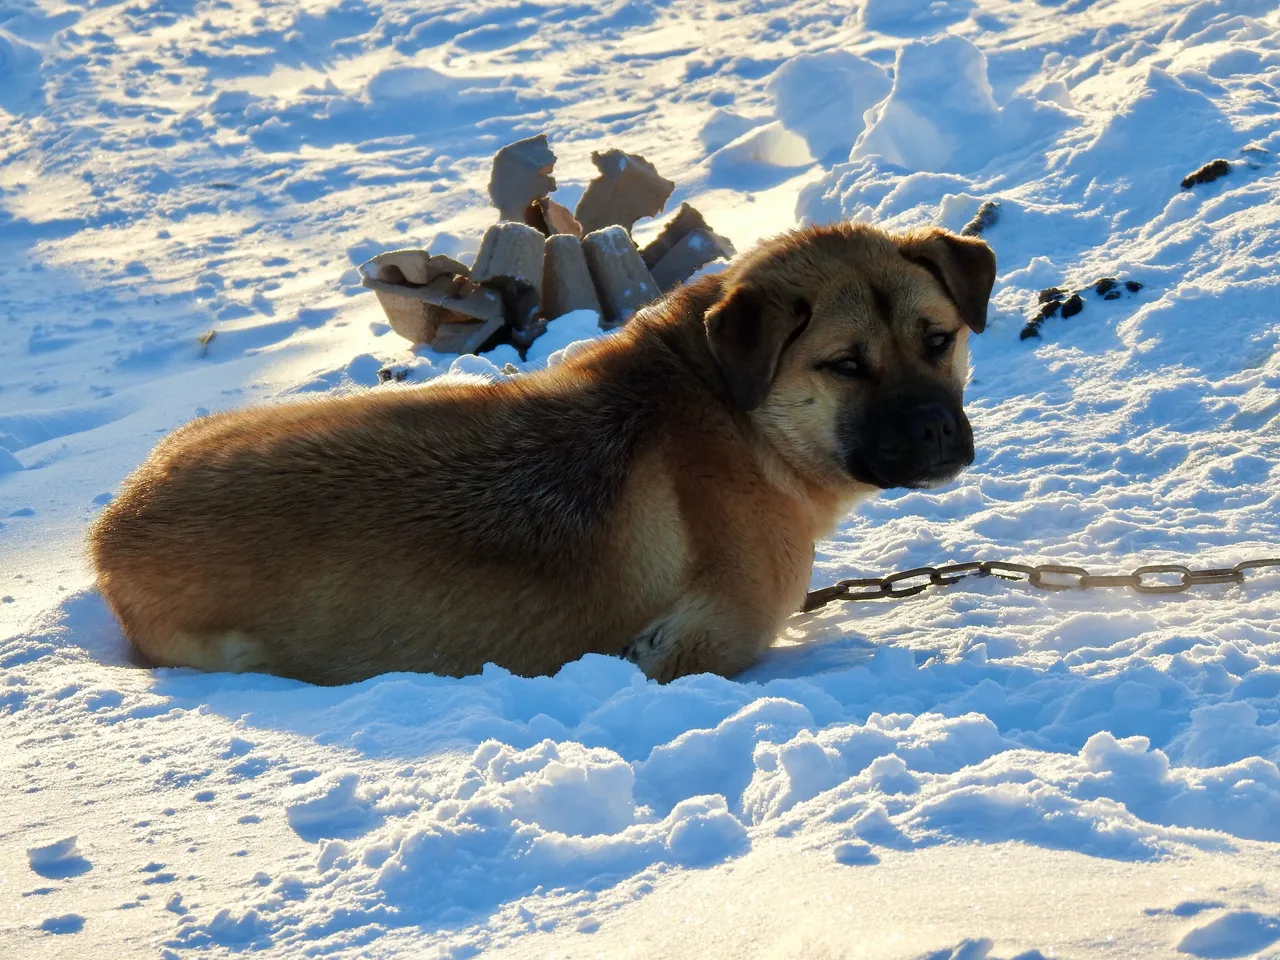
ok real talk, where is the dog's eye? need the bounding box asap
[825,357,864,379]
[926,331,954,358]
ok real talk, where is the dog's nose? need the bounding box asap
[907,403,957,455]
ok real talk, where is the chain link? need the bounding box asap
[801,557,1280,613]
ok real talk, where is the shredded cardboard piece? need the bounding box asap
[574,149,676,235]
[367,139,733,353]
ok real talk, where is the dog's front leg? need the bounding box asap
[621,594,780,682]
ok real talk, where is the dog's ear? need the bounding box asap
[705,285,809,411]
[900,229,996,333]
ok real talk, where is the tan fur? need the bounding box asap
[90,223,994,685]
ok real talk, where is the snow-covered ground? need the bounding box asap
[3,0,1280,956]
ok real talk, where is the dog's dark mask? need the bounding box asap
[839,392,975,489]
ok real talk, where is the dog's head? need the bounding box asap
[705,223,995,491]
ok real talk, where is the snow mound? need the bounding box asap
[768,50,891,163]
[151,653,1280,950]
[454,739,637,838]
[1064,67,1234,227]
[706,122,815,182]
[851,35,1071,173]
[742,711,1009,823]
[230,736,751,939]
[364,65,459,102]
[284,772,389,841]
[526,310,605,367]
[1171,702,1280,767]
[698,109,760,154]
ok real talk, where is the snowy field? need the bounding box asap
[3,0,1280,956]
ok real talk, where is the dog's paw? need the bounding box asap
[620,621,668,669]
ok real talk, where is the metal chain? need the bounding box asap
[801,557,1280,613]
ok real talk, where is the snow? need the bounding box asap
[529,309,610,367]
[860,0,975,35]
[698,108,761,155]
[1175,910,1280,958]
[27,836,92,880]
[846,35,1074,175]
[770,50,892,164]
[3,0,1280,956]
[706,121,816,181]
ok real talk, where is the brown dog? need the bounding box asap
[90,222,994,685]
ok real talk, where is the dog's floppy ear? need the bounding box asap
[705,284,809,411]
[900,229,996,333]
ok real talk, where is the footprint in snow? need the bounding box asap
[27,837,92,880]
[1176,910,1280,958]
[832,840,880,865]
[1145,900,1226,918]
[40,914,85,935]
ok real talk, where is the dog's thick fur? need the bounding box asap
[90,222,995,685]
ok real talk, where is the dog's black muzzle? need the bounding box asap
[842,400,975,490]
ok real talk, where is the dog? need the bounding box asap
[90,222,995,685]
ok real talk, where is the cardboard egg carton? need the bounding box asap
[362,135,736,355]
